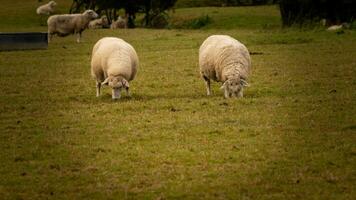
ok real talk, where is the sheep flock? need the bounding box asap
[35,1,354,100]
[33,1,254,99]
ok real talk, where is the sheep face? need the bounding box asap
[221,77,249,98]
[49,1,57,7]
[102,76,130,99]
[101,16,109,26]
[84,10,99,20]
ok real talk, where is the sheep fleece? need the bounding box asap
[199,35,251,82]
[91,37,138,82]
[36,1,56,15]
[48,13,92,36]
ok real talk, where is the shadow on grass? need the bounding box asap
[66,90,274,107]
[67,92,215,105]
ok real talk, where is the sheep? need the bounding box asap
[199,35,251,98]
[110,16,127,29]
[36,0,57,25]
[47,10,98,43]
[91,37,139,100]
[88,16,109,29]
[327,23,350,31]
[36,0,57,15]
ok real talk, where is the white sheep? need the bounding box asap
[110,16,127,29]
[91,37,139,99]
[36,0,57,25]
[327,23,350,31]
[47,10,98,43]
[88,16,109,29]
[199,35,251,98]
[36,0,57,16]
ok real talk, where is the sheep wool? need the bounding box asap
[91,37,139,99]
[199,35,251,98]
[47,10,98,43]
[36,0,57,15]
[110,16,127,29]
[88,16,109,29]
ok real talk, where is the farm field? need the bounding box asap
[0,1,355,199]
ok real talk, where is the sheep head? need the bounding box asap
[101,16,109,26]
[49,1,57,7]
[220,77,249,98]
[83,10,99,20]
[102,76,129,99]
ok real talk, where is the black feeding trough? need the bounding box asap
[0,32,48,51]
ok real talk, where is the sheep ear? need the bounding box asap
[122,79,130,88]
[101,77,110,86]
[240,79,249,87]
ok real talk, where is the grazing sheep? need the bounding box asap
[36,0,57,25]
[199,35,251,98]
[110,16,127,29]
[36,0,57,15]
[47,10,98,43]
[88,16,109,29]
[327,23,350,31]
[91,37,139,99]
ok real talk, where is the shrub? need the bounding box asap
[171,14,213,29]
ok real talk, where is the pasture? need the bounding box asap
[0,0,355,199]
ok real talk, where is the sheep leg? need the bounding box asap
[96,81,101,97]
[126,87,131,97]
[48,32,52,43]
[238,88,244,98]
[76,32,82,43]
[224,89,229,99]
[203,76,211,96]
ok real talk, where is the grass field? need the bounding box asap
[0,1,355,199]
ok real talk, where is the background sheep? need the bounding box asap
[47,10,98,43]
[88,16,109,29]
[327,23,350,31]
[110,16,127,29]
[91,37,139,99]
[199,35,251,98]
[36,0,57,24]
[36,0,56,15]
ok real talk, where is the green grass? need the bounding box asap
[1,1,356,199]
[169,6,281,29]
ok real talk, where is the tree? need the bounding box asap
[69,0,177,28]
[279,0,356,27]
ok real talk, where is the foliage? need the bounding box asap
[175,0,277,8]
[279,0,356,27]
[149,12,170,28]
[172,15,213,29]
[69,0,177,27]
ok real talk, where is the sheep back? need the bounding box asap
[91,37,138,82]
[199,35,251,82]
[89,16,108,29]
[48,11,96,35]
[36,1,56,15]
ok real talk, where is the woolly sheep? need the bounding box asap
[91,37,139,99]
[327,23,350,31]
[88,16,109,29]
[47,10,98,43]
[36,0,57,16]
[110,16,127,29]
[199,35,251,98]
